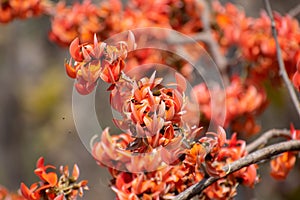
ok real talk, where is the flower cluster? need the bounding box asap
[46,0,300,87]
[5,0,300,93]
[193,76,267,136]
[201,133,258,199]
[92,126,258,199]
[48,0,204,46]
[48,0,205,81]
[50,0,300,140]
[20,157,88,200]
[49,0,122,46]
[92,71,192,170]
[112,72,187,146]
[213,2,300,85]
[65,32,136,95]
[123,0,203,34]
[69,31,260,197]
[2,0,300,199]
[66,23,300,197]
[270,124,300,180]
[0,0,49,23]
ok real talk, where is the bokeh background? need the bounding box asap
[0,0,300,199]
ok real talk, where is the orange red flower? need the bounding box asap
[20,157,88,200]
[65,33,135,95]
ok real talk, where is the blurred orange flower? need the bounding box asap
[0,0,49,23]
[193,76,267,136]
[270,151,296,180]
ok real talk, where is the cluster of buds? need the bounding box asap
[20,157,88,200]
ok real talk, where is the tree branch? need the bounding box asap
[198,0,227,74]
[246,129,291,153]
[174,140,300,200]
[288,3,300,17]
[264,0,300,119]
[167,0,228,82]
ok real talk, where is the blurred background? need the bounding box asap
[0,0,300,199]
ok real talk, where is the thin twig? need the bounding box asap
[288,3,300,17]
[246,129,291,153]
[174,140,300,200]
[264,0,300,119]
[198,0,227,74]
